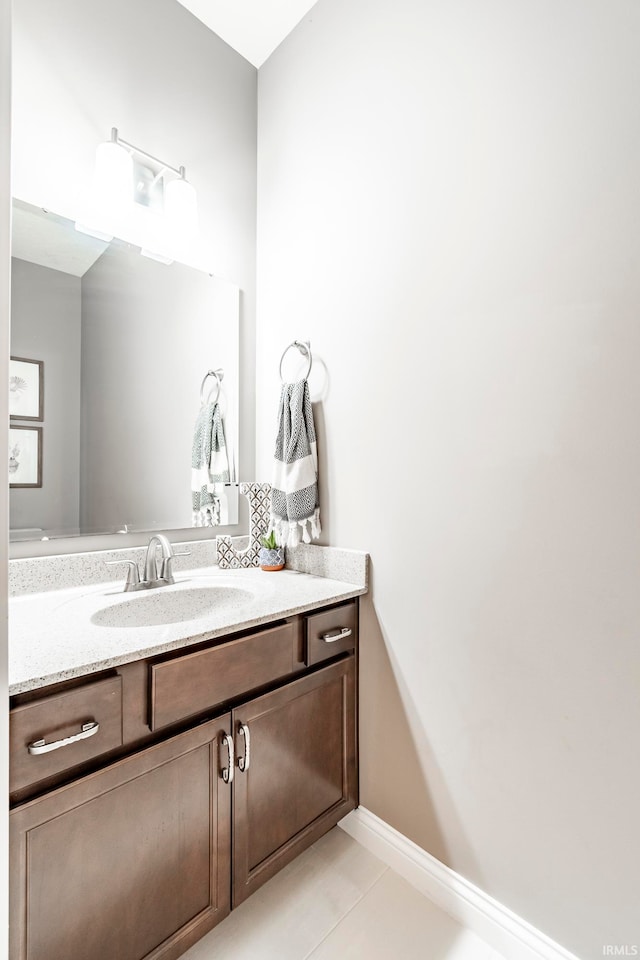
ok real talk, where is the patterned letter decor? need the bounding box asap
[216,482,272,569]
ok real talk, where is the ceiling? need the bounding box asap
[175,0,318,67]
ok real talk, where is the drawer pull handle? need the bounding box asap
[321,627,352,643]
[237,723,251,773]
[221,732,234,784]
[28,721,100,756]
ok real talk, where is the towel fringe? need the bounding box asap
[271,514,322,549]
[287,523,301,549]
[192,501,221,527]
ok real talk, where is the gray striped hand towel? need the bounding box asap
[271,380,321,547]
[192,402,230,526]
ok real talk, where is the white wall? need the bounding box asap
[10,258,81,533]
[256,1,640,957]
[0,0,11,948]
[11,0,257,556]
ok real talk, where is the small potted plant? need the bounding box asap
[259,530,285,571]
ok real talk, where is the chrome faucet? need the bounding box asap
[105,535,190,592]
[144,534,174,584]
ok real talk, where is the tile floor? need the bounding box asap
[182,828,506,960]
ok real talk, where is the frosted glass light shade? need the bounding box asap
[164,175,198,238]
[94,140,134,211]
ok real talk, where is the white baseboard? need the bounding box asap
[339,807,582,960]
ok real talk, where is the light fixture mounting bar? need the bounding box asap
[110,127,186,179]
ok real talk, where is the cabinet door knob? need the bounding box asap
[28,721,100,755]
[221,732,234,784]
[321,627,352,643]
[237,723,251,773]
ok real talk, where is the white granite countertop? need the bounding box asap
[9,565,366,695]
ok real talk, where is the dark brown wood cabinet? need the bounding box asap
[233,657,356,905]
[10,716,232,960]
[9,674,124,794]
[9,601,359,960]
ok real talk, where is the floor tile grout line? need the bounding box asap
[300,866,390,960]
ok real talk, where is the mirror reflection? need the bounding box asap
[9,199,239,541]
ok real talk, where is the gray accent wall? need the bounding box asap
[79,244,238,532]
[255,2,640,958]
[10,257,81,533]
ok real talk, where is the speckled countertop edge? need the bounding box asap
[9,564,367,695]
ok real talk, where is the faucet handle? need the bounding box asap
[159,551,190,583]
[105,559,141,591]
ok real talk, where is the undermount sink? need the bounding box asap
[90,584,255,628]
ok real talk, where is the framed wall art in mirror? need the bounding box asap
[9,425,42,489]
[10,199,240,541]
[9,356,44,421]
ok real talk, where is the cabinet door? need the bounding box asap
[232,657,357,906]
[10,715,233,960]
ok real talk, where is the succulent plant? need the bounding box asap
[259,529,278,550]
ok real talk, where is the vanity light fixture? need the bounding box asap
[95,129,135,214]
[79,128,199,256]
[164,170,198,235]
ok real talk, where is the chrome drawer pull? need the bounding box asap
[221,732,234,784]
[28,721,100,755]
[321,627,352,643]
[237,723,251,773]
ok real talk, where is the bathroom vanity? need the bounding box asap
[8,552,366,960]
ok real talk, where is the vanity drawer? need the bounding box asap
[305,601,357,666]
[149,621,296,730]
[10,675,123,794]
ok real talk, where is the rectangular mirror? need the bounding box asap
[9,198,239,541]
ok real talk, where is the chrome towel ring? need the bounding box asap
[200,368,224,405]
[279,340,312,384]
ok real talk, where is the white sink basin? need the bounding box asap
[90,584,255,628]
